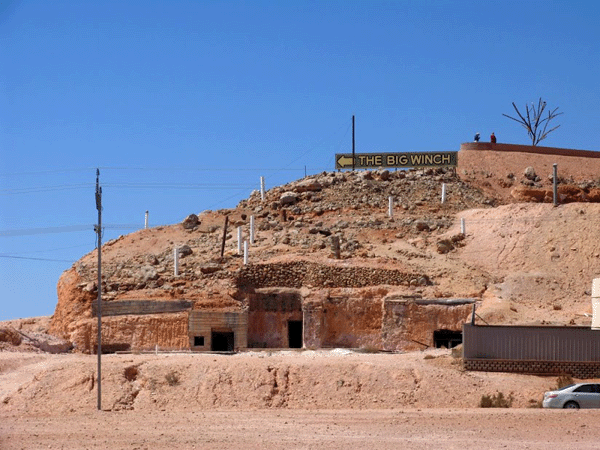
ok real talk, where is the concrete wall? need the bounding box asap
[91,299,192,317]
[188,310,248,351]
[460,142,600,158]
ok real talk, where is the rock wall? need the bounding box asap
[320,294,383,349]
[69,312,189,353]
[382,298,473,351]
[236,261,429,289]
[49,267,95,340]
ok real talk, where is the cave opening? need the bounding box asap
[433,329,462,348]
[211,331,235,351]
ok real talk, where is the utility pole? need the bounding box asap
[352,115,355,171]
[95,169,102,411]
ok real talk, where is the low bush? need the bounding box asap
[555,373,574,389]
[165,371,180,386]
[479,391,514,408]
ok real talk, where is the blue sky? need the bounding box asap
[1,0,599,321]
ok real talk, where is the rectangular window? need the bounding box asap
[194,336,204,346]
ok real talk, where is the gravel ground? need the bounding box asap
[3,408,600,450]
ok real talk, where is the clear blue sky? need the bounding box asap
[1,0,599,321]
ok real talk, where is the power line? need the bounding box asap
[0,224,150,237]
[0,255,75,263]
[0,184,94,195]
[0,225,92,237]
[103,182,257,190]
[1,243,91,255]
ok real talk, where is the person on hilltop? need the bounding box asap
[474,132,480,142]
[490,132,497,143]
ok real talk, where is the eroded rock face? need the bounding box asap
[511,185,600,203]
[0,327,22,346]
[49,267,95,341]
[49,150,600,354]
[70,313,189,353]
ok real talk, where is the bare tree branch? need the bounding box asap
[503,98,562,146]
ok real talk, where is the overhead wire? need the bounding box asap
[0,255,75,263]
[262,120,350,188]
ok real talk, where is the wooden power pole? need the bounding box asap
[95,169,102,411]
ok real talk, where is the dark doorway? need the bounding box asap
[433,329,462,349]
[288,320,303,348]
[94,343,130,354]
[211,331,234,351]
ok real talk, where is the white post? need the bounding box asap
[250,215,255,245]
[243,240,249,265]
[388,196,393,218]
[441,183,446,204]
[173,248,179,276]
[145,210,149,229]
[460,217,466,235]
[237,226,243,255]
[260,176,265,201]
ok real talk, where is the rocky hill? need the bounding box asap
[25,145,600,353]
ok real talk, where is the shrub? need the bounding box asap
[165,371,180,386]
[556,373,574,389]
[479,392,514,408]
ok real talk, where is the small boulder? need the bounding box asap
[200,264,221,274]
[139,265,159,282]
[436,240,453,254]
[294,179,322,193]
[524,167,537,181]
[280,191,299,205]
[378,170,390,181]
[0,327,21,346]
[145,254,159,265]
[181,214,200,229]
[414,220,430,231]
[178,245,193,257]
[39,336,72,354]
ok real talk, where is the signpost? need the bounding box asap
[335,151,457,170]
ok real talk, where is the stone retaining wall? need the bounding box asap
[236,261,427,289]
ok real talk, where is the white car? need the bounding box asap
[543,383,600,409]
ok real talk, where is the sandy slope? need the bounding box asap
[2,350,600,449]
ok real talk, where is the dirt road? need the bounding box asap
[3,408,600,450]
[2,350,600,449]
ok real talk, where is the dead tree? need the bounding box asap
[502,98,563,146]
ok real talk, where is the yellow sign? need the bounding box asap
[335,151,457,170]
